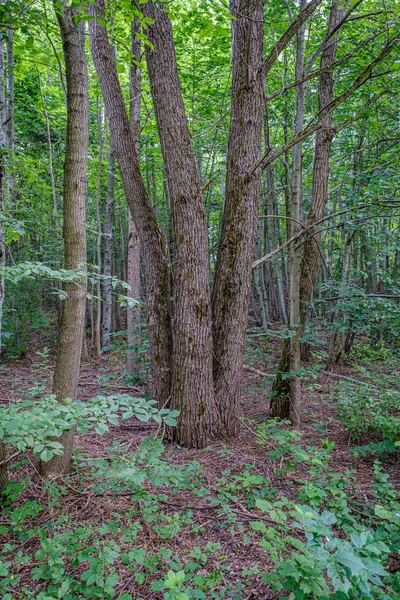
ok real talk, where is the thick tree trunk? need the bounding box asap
[142,2,215,447]
[89,0,172,407]
[212,0,266,437]
[127,17,141,376]
[299,2,344,335]
[41,1,88,477]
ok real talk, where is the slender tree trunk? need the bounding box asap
[5,21,14,210]
[271,0,307,422]
[95,99,104,353]
[126,17,141,376]
[299,2,344,336]
[38,70,58,235]
[142,2,215,447]
[41,1,88,477]
[211,0,266,437]
[0,27,7,425]
[254,221,268,331]
[0,441,7,494]
[326,232,354,369]
[101,134,115,349]
[0,30,6,355]
[89,0,173,407]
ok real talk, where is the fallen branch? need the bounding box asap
[321,370,378,389]
[243,364,275,378]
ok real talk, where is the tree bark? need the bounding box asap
[0,29,6,356]
[89,0,172,407]
[5,20,14,210]
[95,99,105,354]
[299,2,344,337]
[271,0,307,423]
[0,441,7,495]
[101,134,115,349]
[41,0,88,477]
[126,17,141,376]
[211,0,266,437]
[142,2,215,447]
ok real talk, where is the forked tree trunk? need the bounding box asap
[89,0,173,407]
[142,2,215,447]
[211,0,266,437]
[127,17,141,376]
[299,2,344,336]
[41,1,88,477]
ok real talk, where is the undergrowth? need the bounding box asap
[1,386,399,600]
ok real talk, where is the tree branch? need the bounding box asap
[252,34,399,175]
[262,0,324,78]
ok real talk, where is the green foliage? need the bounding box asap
[316,283,400,354]
[0,393,176,464]
[251,423,400,600]
[335,374,400,456]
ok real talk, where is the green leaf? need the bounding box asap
[334,548,365,576]
[40,449,54,462]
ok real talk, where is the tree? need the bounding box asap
[40,0,89,477]
[299,1,345,352]
[142,1,215,447]
[89,0,173,410]
[211,0,266,436]
[126,16,141,375]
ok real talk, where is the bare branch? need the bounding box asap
[262,0,324,78]
[252,35,399,174]
[265,32,380,105]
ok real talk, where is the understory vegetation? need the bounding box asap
[1,331,399,600]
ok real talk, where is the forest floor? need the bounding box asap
[0,328,399,599]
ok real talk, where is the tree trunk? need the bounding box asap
[211,0,266,437]
[326,232,354,369]
[271,0,307,423]
[299,2,344,336]
[89,0,173,407]
[0,441,7,495]
[126,17,141,376]
[142,2,215,447]
[38,70,59,236]
[0,29,5,356]
[5,21,14,210]
[41,0,88,477]
[95,99,104,353]
[101,134,115,349]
